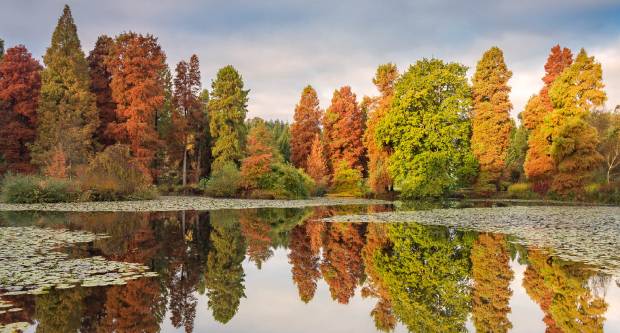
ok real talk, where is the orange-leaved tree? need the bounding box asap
[106,32,167,180]
[291,85,322,171]
[471,47,514,194]
[523,45,573,190]
[0,45,42,174]
[323,86,366,175]
[305,134,329,187]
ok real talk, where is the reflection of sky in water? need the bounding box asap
[155,248,620,333]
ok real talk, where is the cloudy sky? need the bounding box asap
[1,0,619,121]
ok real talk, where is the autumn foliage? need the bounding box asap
[305,134,329,186]
[291,85,322,171]
[0,45,42,174]
[105,32,166,178]
[87,35,116,148]
[364,64,397,195]
[323,86,366,174]
[471,47,514,193]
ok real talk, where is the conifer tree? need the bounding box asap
[365,63,398,195]
[0,45,42,174]
[471,47,514,193]
[106,32,167,179]
[323,86,366,174]
[88,35,116,149]
[544,49,606,195]
[0,38,4,60]
[30,5,98,171]
[524,45,573,186]
[172,55,205,185]
[306,134,329,186]
[208,65,249,171]
[291,85,322,171]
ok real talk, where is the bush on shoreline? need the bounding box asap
[0,174,79,203]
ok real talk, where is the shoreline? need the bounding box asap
[0,196,392,212]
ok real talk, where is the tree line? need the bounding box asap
[1,5,618,200]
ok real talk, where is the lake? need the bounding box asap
[0,202,619,332]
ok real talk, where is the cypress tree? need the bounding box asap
[0,45,42,174]
[291,85,322,171]
[208,65,249,172]
[30,5,98,172]
[87,35,116,149]
[544,49,606,195]
[471,47,514,193]
[0,38,4,60]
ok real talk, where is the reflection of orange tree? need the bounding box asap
[239,211,273,269]
[288,221,321,303]
[319,222,366,304]
[97,278,164,333]
[375,223,472,332]
[361,223,396,332]
[470,233,513,333]
[523,248,607,333]
[204,211,247,324]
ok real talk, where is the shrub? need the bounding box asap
[78,145,157,201]
[240,163,314,199]
[0,174,78,203]
[200,162,241,198]
[584,182,620,204]
[506,183,538,199]
[329,164,368,197]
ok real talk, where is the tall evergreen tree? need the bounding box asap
[471,47,514,193]
[30,5,98,172]
[0,45,42,174]
[365,63,398,195]
[0,38,4,60]
[524,45,573,187]
[208,65,249,172]
[544,49,606,195]
[106,32,167,179]
[87,35,116,148]
[291,85,322,171]
[323,86,366,174]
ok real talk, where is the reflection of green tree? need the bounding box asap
[470,233,513,333]
[375,223,472,333]
[205,210,247,324]
[523,249,607,333]
[35,288,85,333]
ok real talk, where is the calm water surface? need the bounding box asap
[0,204,619,332]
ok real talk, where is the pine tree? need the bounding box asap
[87,35,116,148]
[30,5,98,172]
[471,47,514,193]
[0,38,4,60]
[291,85,322,171]
[172,55,205,185]
[365,63,398,195]
[545,49,606,195]
[323,86,366,174]
[208,65,249,172]
[106,32,167,179]
[0,45,42,174]
[524,45,573,187]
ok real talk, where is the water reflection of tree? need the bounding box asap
[523,248,608,333]
[320,222,366,304]
[288,220,322,303]
[375,223,472,333]
[470,233,513,333]
[35,288,85,333]
[361,223,396,332]
[204,210,247,324]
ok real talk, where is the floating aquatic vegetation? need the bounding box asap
[322,206,620,276]
[0,322,30,333]
[0,226,157,316]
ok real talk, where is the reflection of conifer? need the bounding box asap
[320,223,365,304]
[288,221,322,303]
[35,288,85,333]
[205,211,247,324]
[523,248,608,332]
[471,233,514,333]
[239,211,273,269]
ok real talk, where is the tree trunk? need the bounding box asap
[182,148,187,186]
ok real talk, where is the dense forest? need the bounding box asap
[0,5,619,203]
